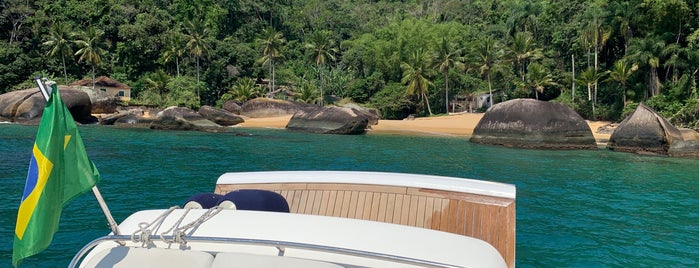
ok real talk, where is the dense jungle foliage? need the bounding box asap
[1,0,699,127]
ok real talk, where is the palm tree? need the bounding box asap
[295,80,320,104]
[577,67,607,117]
[184,20,210,87]
[526,63,557,100]
[662,43,687,83]
[610,0,637,53]
[401,49,433,116]
[606,59,638,106]
[579,9,610,105]
[304,30,337,105]
[471,37,504,107]
[229,78,260,102]
[626,36,664,98]
[304,30,337,66]
[163,31,185,77]
[686,45,699,99]
[143,69,171,106]
[505,0,541,35]
[432,37,464,113]
[508,31,543,80]
[580,4,611,72]
[256,27,286,97]
[579,25,595,69]
[74,27,107,90]
[43,22,74,84]
[145,69,171,95]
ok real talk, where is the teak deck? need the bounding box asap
[216,182,515,268]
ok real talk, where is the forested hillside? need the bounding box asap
[1,0,698,127]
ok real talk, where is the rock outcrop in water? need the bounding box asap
[286,106,370,134]
[198,105,244,126]
[98,107,161,126]
[0,87,96,124]
[470,98,596,149]
[150,106,226,132]
[608,103,699,157]
[113,113,155,128]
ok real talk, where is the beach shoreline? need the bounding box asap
[236,113,613,144]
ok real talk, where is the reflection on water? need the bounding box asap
[0,124,697,267]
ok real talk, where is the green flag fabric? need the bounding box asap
[13,84,100,267]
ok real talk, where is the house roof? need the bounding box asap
[69,76,131,89]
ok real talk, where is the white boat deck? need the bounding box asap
[78,209,507,268]
[215,171,516,268]
[216,171,516,199]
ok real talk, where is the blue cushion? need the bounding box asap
[183,193,222,209]
[219,190,290,213]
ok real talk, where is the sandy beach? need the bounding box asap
[237,113,613,144]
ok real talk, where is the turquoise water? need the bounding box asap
[1,124,698,267]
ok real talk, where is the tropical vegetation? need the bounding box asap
[1,0,698,129]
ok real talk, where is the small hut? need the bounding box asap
[69,76,131,101]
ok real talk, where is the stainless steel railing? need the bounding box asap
[69,234,463,268]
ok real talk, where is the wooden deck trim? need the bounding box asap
[216,182,515,268]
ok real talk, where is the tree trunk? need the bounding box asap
[693,69,698,99]
[319,66,324,106]
[10,21,19,45]
[594,83,598,116]
[176,57,180,77]
[650,67,660,97]
[423,91,432,115]
[268,54,274,98]
[196,56,200,83]
[594,46,598,71]
[589,83,595,118]
[196,56,201,98]
[444,70,449,113]
[571,54,575,103]
[586,48,591,69]
[91,65,96,91]
[62,55,68,84]
[271,59,276,98]
[487,73,493,107]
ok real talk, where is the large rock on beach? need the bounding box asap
[99,111,128,125]
[113,114,154,128]
[98,107,161,126]
[198,105,244,126]
[340,103,380,125]
[222,100,242,115]
[470,98,596,149]
[82,89,118,114]
[150,106,226,132]
[0,87,96,124]
[669,132,699,158]
[608,103,699,157]
[286,106,370,134]
[90,97,118,114]
[241,98,309,118]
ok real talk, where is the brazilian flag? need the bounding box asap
[13,84,100,267]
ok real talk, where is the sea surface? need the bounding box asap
[1,124,698,267]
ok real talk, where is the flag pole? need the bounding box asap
[34,77,121,236]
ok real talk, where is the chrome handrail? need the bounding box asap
[69,234,463,268]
